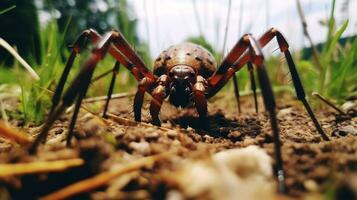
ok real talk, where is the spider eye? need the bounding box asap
[190,71,195,77]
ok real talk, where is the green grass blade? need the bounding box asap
[324,20,349,65]
[0,5,16,15]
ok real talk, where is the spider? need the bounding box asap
[30,28,330,193]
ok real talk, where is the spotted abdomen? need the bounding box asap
[153,43,217,78]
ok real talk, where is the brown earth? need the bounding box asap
[0,92,356,200]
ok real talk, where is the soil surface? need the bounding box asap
[0,92,356,200]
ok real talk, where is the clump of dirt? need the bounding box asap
[0,93,356,199]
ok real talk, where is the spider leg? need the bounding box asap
[29,42,104,153]
[102,62,120,118]
[87,29,155,81]
[208,36,249,96]
[247,62,258,113]
[208,28,329,141]
[30,32,131,153]
[51,29,156,114]
[66,69,94,146]
[245,34,286,193]
[134,77,156,122]
[149,75,169,126]
[232,75,241,114]
[258,28,329,141]
[193,76,208,124]
[50,31,89,114]
[207,33,286,193]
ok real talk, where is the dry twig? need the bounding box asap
[0,159,84,177]
[40,152,171,200]
[312,92,346,115]
[83,92,133,103]
[105,112,172,132]
[0,120,33,145]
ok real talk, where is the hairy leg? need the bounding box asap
[232,75,241,114]
[149,75,169,126]
[193,76,208,126]
[102,62,120,118]
[134,77,156,122]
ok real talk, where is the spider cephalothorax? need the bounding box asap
[153,42,216,108]
[30,28,331,194]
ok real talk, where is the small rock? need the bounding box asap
[167,130,178,138]
[81,117,106,136]
[203,135,214,142]
[129,141,151,155]
[341,101,357,113]
[213,145,272,178]
[227,131,242,140]
[145,132,159,140]
[54,128,64,135]
[332,125,357,137]
[113,128,125,137]
[304,179,319,192]
[242,137,256,146]
[172,139,181,146]
[277,107,294,119]
[166,190,184,200]
[171,146,275,200]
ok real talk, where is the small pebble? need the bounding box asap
[129,141,151,155]
[167,130,178,138]
[186,126,194,132]
[145,132,159,139]
[277,107,293,119]
[341,101,357,113]
[166,190,184,200]
[304,179,319,192]
[332,125,357,137]
[113,128,125,137]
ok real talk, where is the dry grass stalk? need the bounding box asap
[312,92,346,115]
[0,158,84,177]
[0,38,40,80]
[40,152,171,200]
[0,120,33,145]
[83,92,134,103]
[105,112,172,132]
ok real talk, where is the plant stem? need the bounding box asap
[295,0,324,91]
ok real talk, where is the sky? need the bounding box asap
[127,0,357,57]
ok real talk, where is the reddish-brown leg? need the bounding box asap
[30,32,115,153]
[30,30,156,153]
[247,61,258,113]
[50,31,89,114]
[232,75,241,114]
[193,76,208,123]
[207,37,249,97]
[134,77,156,122]
[208,28,329,141]
[102,62,120,118]
[149,75,169,126]
[245,34,286,193]
[50,29,156,115]
[206,33,287,193]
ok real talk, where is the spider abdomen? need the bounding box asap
[153,42,217,78]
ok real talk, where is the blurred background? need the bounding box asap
[0,0,356,124]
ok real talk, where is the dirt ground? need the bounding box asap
[0,92,356,200]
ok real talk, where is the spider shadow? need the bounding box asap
[169,111,262,141]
